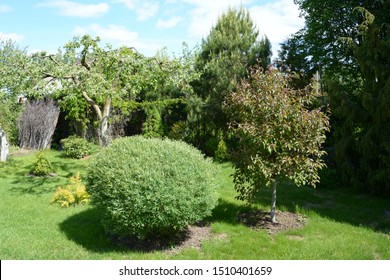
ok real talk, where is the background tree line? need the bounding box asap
[0,6,272,153]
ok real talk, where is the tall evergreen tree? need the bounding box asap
[194,6,272,145]
[334,8,390,194]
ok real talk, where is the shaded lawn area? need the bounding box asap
[0,150,389,259]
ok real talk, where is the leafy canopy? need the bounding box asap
[226,67,330,202]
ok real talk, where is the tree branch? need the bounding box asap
[82,91,102,120]
[80,47,91,71]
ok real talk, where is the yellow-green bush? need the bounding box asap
[31,151,54,176]
[51,172,90,208]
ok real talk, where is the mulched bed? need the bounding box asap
[237,210,307,235]
[108,223,213,253]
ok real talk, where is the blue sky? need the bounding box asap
[0,0,304,57]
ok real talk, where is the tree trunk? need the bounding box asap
[82,91,111,147]
[99,97,111,147]
[19,99,60,150]
[270,180,278,223]
[0,127,9,162]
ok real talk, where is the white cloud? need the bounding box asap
[112,0,135,9]
[113,0,159,21]
[74,24,138,45]
[157,16,184,29]
[73,24,169,56]
[180,0,303,57]
[0,4,12,13]
[0,32,25,42]
[137,2,159,21]
[182,0,252,38]
[38,1,110,18]
[250,0,304,56]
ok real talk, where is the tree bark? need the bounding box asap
[270,180,278,223]
[0,127,9,162]
[82,91,111,147]
[99,97,111,147]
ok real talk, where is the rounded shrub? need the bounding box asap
[86,136,218,240]
[60,135,97,159]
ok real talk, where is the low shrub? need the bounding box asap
[31,151,54,176]
[215,139,230,162]
[86,136,218,240]
[51,172,90,208]
[204,136,219,157]
[60,136,97,159]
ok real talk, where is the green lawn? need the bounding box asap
[0,149,389,259]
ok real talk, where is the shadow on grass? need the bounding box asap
[58,208,124,253]
[209,198,253,225]
[58,199,253,254]
[9,176,61,196]
[7,158,87,196]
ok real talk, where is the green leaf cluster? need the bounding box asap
[60,135,98,159]
[86,136,219,240]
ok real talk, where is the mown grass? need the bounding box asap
[0,150,389,259]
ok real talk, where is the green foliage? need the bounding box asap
[60,135,97,159]
[276,1,390,196]
[142,106,164,138]
[0,98,22,145]
[290,0,383,77]
[0,40,32,96]
[215,139,230,163]
[204,131,230,161]
[194,6,272,141]
[168,121,189,141]
[278,1,388,97]
[31,151,54,176]
[275,30,317,89]
[225,67,330,202]
[86,136,218,240]
[204,136,219,157]
[332,8,390,194]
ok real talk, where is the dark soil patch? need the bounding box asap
[108,223,213,253]
[237,210,306,235]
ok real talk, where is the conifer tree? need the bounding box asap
[194,6,272,143]
[334,8,390,194]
